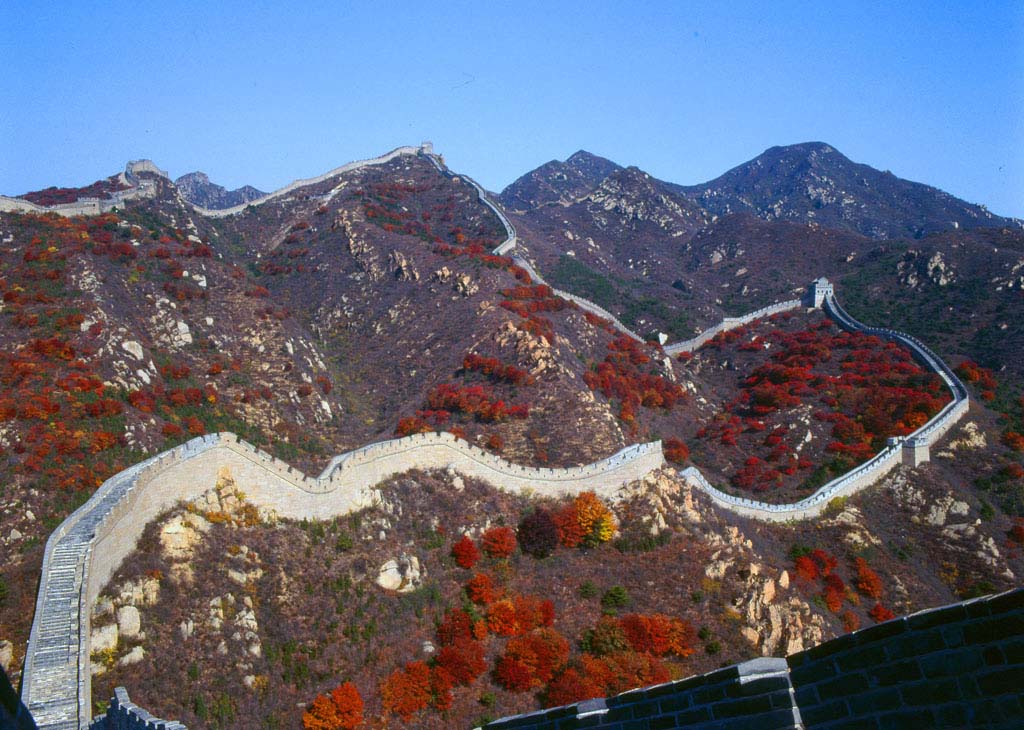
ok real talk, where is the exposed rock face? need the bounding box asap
[91,624,118,654]
[389,250,419,281]
[0,640,14,672]
[376,553,424,592]
[495,320,556,373]
[940,422,986,454]
[117,646,145,667]
[898,249,957,288]
[159,512,210,563]
[116,606,141,640]
[174,171,265,210]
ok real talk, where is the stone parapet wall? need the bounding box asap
[22,432,663,729]
[663,299,804,356]
[192,145,431,217]
[94,688,184,730]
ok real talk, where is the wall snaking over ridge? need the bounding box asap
[22,432,662,730]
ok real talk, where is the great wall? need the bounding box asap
[3,146,977,728]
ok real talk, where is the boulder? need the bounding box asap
[91,624,118,654]
[0,640,12,672]
[116,605,141,639]
[376,554,425,592]
[118,646,145,666]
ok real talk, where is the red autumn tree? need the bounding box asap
[663,437,690,464]
[302,681,364,730]
[869,603,896,623]
[794,555,819,582]
[854,558,883,600]
[451,535,480,569]
[436,608,475,646]
[487,599,519,636]
[544,667,605,707]
[381,661,432,720]
[618,613,697,658]
[552,502,586,548]
[434,637,487,685]
[482,526,517,558]
[823,573,845,613]
[465,572,497,605]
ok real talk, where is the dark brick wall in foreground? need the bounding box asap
[788,588,1023,729]
[480,587,1023,730]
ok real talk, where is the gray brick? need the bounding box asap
[836,644,889,672]
[798,699,849,725]
[900,677,960,706]
[730,707,801,729]
[940,624,965,649]
[868,658,922,687]
[931,702,971,728]
[816,672,869,701]
[982,645,1005,666]
[790,658,837,687]
[859,687,903,712]
[963,614,1024,646]
[666,705,712,725]
[852,617,908,647]
[1002,637,1024,664]
[976,666,1024,696]
[793,685,819,707]
[876,708,936,729]
[710,694,775,719]
[920,649,984,678]
[649,715,681,730]
[656,694,692,714]
[826,718,880,730]
[726,676,791,698]
[795,633,858,664]
[906,603,967,630]
[884,630,946,659]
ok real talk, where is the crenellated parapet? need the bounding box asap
[21,431,662,729]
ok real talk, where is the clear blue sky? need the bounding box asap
[2,1,1022,217]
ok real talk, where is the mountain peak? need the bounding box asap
[499,150,621,211]
[175,171,265,210]
[679,143,1013,239]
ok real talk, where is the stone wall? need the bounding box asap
[193,144,432,217]
[0,164,162,218]
[788,588,1024,728]
[22,433,663,729]
[674,280,970,523]
[93,688,183,730]
[481,657,800,730]
[662,299,804,356]
[472,587,1024,730]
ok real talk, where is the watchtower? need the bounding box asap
[805,277,834,308]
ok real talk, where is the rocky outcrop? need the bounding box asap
[174,171,265,210]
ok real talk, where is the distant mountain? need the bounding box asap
[676,142,1018,240]
[499,150,621,211]
[174,171,265,209]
